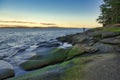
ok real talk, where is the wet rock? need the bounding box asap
[57,33,97,46]
[67,44,98,60]
[45,42,60,47]
[37,41,60,48]
[19,48,69,70]
[7,59,72,80]
[0,60,14,80]
[56,34,74,43]
[17,46,29,52]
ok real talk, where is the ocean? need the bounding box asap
[0,28,83,76]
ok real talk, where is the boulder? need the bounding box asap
[57,34,75,43]
[19,48,69,70]
[71,35,87,43]
[71,35,89,44]
[67,44,98,60]
[57,33,97,46]
[0,60,14,79]
[7,59,72,80]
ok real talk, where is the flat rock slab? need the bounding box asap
[88,31,120,39]
[93,42,117,53]
[0,60,14,79]
[85,53,120,80]
[100,36,120,45]
[101,32,120,38]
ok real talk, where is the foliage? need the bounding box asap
[97,0,120,26]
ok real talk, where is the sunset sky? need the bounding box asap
[0,0,103,28]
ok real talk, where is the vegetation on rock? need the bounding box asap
[20,48,69,70]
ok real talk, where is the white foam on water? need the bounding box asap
[58,42,72,49]
[26,44,38,51]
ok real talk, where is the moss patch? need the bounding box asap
[66,45,86,60]
[0,69,14,80]
[61,56,94,80]
[8,59,71,80]
[28,55,42,60]
[8,53,96,80]
[20,48,70,70]
[103,27,120,32]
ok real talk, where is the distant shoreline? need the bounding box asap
[0,27,86,29]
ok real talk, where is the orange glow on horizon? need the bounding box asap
[0,21,102,28]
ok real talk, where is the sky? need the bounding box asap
[0,0,103,28]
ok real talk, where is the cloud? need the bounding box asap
[0,20,38,24]
[40,23,56,25]
[0,20,57,26]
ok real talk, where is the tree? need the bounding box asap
[97,0,120,26]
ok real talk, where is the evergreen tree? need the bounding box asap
[97,0,120,26]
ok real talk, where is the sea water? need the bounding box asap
[0,28,83,76]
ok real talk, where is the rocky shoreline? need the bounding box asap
[1,27,120,80]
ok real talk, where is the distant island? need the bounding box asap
[0,24,59,28]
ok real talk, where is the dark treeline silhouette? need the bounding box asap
[97,0,120,27]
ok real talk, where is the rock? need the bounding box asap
[71,35,87,43]
[19,48,69,70]
[67,44,98,60]
[93,42,118,53]
[37,41,60,48]
[87,30,120,39]
[57,34,75,43]
[7,59,72,80]
[46,42,60,47]
[100,36,120,45]
[116,46,120,52]
[73,34,98,46]
[71,34,88,44]
[0,60,14,79]
[57,33,97,46]
[56,36,66,42]
[88,31,102,38]
[101,32,120,38]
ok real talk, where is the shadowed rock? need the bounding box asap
[93,42,118,53]
[100,36,120,45]
[0,60,14,79]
